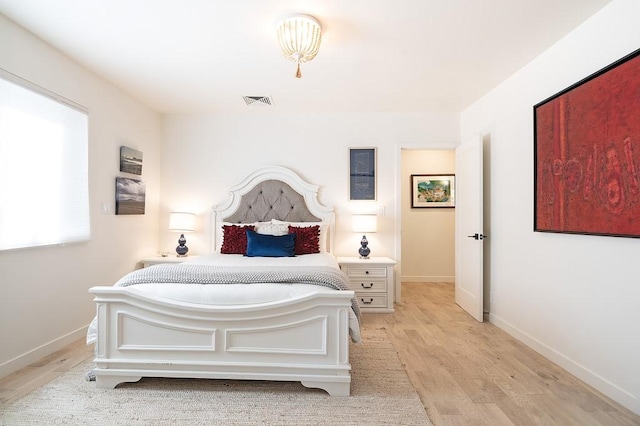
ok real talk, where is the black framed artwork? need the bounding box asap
[534,48,640,237]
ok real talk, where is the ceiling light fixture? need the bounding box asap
[276,14,322,78]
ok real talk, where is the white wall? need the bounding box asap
[0,15,162,376]
[160,112,460,262]
[461,0,640,414]
[401,150,455,282]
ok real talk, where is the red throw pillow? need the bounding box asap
[221,225,255,254]
[289,225,320,255]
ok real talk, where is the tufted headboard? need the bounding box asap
[224,180,321,223]
[211,166,335,253]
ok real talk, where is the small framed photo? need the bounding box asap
[115,177,146,215]
[349,148,376,201]
[120,146,143,175]
[411,174,455,208]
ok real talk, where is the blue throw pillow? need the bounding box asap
[245,229,296,257]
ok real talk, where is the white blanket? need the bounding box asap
[87,253,361,343]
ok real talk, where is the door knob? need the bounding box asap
[467,233,487,240]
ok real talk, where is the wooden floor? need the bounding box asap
[1,282,639,425]
[367,282,640,426]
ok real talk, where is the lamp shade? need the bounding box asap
[169,212,195,232]
[352,214,377,233]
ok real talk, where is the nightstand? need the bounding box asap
[140,254,195,268]
[337,256,396,313]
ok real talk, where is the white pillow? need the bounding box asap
[254,221,289,236]
[272,219,329,252]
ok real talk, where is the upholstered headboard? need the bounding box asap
[223,180,321,223]
[211,166,335,253]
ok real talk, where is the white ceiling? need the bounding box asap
[0,0,611,114]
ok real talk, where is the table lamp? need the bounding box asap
[352,214,377,259]
[169,212,196,256]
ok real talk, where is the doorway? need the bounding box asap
[395,143,457,303]
[395,139,487,322]
[400,149,456,284]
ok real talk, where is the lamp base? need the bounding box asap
[176,233,189,257]
[358,235,371,259]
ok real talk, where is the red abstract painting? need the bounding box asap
[534,48,640,237]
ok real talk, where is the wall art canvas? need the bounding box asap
[120,146,143,175]
[411,174,455,208]
[349,148,376,201]
[534,48,640,237]
[115,177,146,215]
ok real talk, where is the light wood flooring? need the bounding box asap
[1,282,639,425]
[367,282,640,425]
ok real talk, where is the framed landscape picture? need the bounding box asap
[120,146,143,175]
[349,148,376,201]
[411,174,455,208]
[534,48,640,237]
[115,177,146,215]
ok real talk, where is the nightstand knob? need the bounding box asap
[365,270,369,275]
[361,282,373,289]
[360,298,374,305]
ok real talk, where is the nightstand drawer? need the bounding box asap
[356,294,388,309]
[350,279,387,292]
[343,266,387,278]
[337,257,395,313]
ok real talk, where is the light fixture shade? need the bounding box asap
[169,212,196,232]
[276,14,322,78]
[352,214,377,233]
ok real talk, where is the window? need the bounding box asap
[0,70,90,251]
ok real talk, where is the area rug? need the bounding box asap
[0,328,431,425]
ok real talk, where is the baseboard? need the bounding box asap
[0,325,88,379]
[401,275,454,283]
[489,312,639,416]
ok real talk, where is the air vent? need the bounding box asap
[243,96,273,106]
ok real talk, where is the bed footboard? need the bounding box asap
[89,287,355,396]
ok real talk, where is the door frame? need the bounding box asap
[394,142,458,303]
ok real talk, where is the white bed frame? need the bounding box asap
[89,166,355,396]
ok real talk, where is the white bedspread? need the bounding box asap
[87,252,361,343]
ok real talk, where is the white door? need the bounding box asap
[455,135,484,322]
